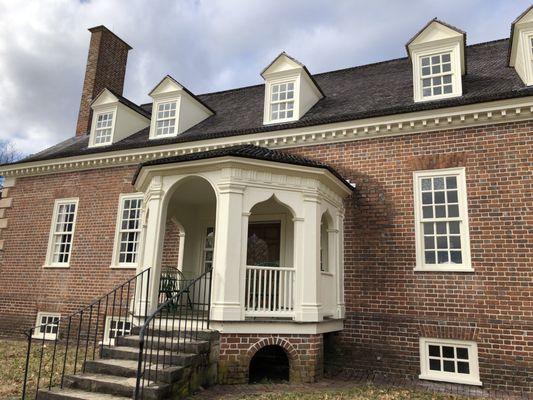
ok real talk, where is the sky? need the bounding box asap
[0,0,530,156]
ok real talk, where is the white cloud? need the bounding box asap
[0,0,530,155]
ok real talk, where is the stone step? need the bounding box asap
[116,335,210,354]
[131,326,219,342]
[64,373,168,400]
[84,358,186,383]
[37,387,131,400]
[101,346,200,367]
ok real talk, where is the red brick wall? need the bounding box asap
[0,166,138,335]
[287,120,532,393]
[218,333,323,384]
[161,219,180,268]
[0,120,530,393]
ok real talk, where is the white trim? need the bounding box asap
[103,316,133,345]
[89,108,117,148]
[150,98,180,140]
[264,79,298,124]
[413,167,472,272]
[2,97,533,179]
[419,337,482,386]
[33,312,61,340]
[110,193,143,269]
[211,318,343,334]
[43,198,79,268]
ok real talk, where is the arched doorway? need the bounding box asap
[249,345,290,383]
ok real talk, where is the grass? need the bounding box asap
[0,338,94,400]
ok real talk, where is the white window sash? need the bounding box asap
[44,198,79,268]
[33,312,61,340]
[269,81,296,122]
[413,168,472,272]
[111,194,143,269]
[93,111,115,145]
[103,316,132,345]
[154,101,178,137]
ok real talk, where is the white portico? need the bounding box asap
[133,145,353,330]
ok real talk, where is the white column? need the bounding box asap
[336,211,345,319]
[294,193,322,322]
[210,183,246,321]
[135,176,167,316]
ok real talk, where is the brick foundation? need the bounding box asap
[218,333,324,384]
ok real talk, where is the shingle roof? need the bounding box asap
[132,144,355,190]
[11,38,533,166]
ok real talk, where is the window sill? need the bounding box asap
[109,264,138,270]
[414,266,474,273]
[32,334,58,341]
[419,374,482,386]
[42,264,70,269]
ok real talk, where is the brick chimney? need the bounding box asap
[75,26,132,136]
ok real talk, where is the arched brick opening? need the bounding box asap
[245,338,302,383]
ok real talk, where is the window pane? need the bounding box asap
[423,206,433,218]
[423,223,434,234]
[448,205,459,218]
[456,347,469,360]
[437,251,448,263]
[458,361,470,374]
[443,360,455,372]
[443,346,454,358]
[428,345,440,357]
[425,251,436,264]
[435,205,446,218]
[450,251,462,264]
[434,191,445,204]
[429,359,441,371]
[424,236,435,249]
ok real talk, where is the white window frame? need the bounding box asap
[149,98,180,140]
[419,338,481,386]
[154,100,178,138]
[33,312,61,340]
[111,193,143,269]
[412,43,462,103]
[103,316,132,345]
[413,168,472,272]
[92,111,115,146]
[264,77,299,124]
[44,198,79,268]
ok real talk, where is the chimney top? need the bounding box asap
[75,25,132,137]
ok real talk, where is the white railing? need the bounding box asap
[245,265,295,317]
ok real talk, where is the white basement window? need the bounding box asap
[111,194,143,268]
[103,316,132,345]
[419,338,481,386]
[94,112,114,145]
[270,82,295,121]
[155,101,177,137]
[413,168,471,272]
[420,53,453,98]
[33,312,60,340]
[44,199,79,268]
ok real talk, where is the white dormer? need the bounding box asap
[406,19,466,103]
[509,5,533,86]
[261,52,324,125]
[148,75,213,140]
[89,89,150,148]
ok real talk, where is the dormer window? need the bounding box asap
[94,112,114,145]
[406,19,465,103]
[508,6,533,86]
[270,82,295,121]
[421,53,453,98]
[155,101,177,137]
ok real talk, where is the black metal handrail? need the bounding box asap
[21,267,151,399]
[134,268,212,399]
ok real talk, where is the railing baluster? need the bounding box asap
[49,333,59,390]
[21,329,32,400]
[35,329,46,400]
[73,311,83,375]
[60,317,72,388]
[93,300,101,360]
[83,305,93,372]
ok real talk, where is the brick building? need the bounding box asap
[0,7,531,399]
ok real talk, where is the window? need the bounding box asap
[103,317,132,345]
[420,53,453,98]
[112,194,143,267]
[45,199,78,267]
[270,82,295,121]
[419,338,481,385]
[155,101,177,137]
[202,227,215,272]
[414,168,471,271]
[33,313,60,340]
[94,112,114,145]
[320,216,329,272]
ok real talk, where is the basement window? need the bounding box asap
[419,338,481,386]
[93,112,114,145]
[103,316,132,345]
[33,312,60,340]
[413,168,472,272]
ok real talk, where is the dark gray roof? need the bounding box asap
[99,87,151,119]
[10,38,533,166]
[132,144,355,190]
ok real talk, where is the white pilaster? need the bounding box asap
[336,211,346,318]
[211,183,246,321]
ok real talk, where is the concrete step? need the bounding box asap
[131,326,219,342]
[37,387,131,400]
[101,346,199,367]
[64,373,168,400]
[116,335,210,354]
[84,358,186,383]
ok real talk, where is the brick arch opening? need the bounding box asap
[246,338,300,383]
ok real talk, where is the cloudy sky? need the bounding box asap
[0,0,530,155]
